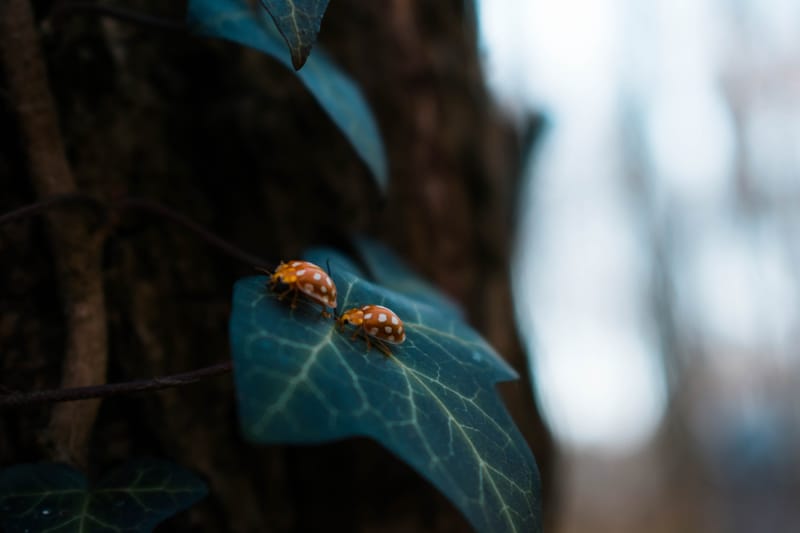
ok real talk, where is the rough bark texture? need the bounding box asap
[0,0,554,531]
[0,0,108,468]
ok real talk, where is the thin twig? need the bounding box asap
[0,361,233,408]
[48,1,187,33]
[0,193,104,225]
[0,193,268,267]
[116,197,268,267]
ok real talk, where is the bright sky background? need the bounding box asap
[477,0,800,452]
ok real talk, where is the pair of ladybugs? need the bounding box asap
[260,260,406,356]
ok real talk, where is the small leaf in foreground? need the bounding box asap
[351,237,464,318]
[230,251,541,533]
[259,0,331,70]
[0,459,207,533]
[187,0,388,192]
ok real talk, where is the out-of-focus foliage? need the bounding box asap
[0,459,207,532]
[351,238,463,318]
[187,0,388,191]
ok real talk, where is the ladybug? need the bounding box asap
[338,304,406,356]
[260,260,337,317]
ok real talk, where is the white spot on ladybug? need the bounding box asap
[378,314,387,323]
[391,316,399,325]
[304,283,313,292]
[384,326,392,333]
[369,327,379,335]
[296,269,306,276]
[397,326,403,333]
[320,285,327,294]
[326,277,332,287]
[291,262,301,266]
[313,272,322,281]
[388,335,395,341]
[364,313,373,320]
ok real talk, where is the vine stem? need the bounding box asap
[48,1,187,32]
[1,0,108,468]
[0,193,269,267]
[0,194,102,225]
[115,197,268,267]
[0,362,233,408]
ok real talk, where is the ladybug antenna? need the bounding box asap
[254,264,272,276]
[326,258,340,320]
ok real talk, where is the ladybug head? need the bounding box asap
[270,261,299,284]
[338,308,364,327]
[256,262,297,286]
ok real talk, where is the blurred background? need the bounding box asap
[477,0,800,532]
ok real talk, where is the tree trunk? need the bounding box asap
[0,1,554,531]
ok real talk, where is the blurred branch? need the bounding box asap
[0,362,233,408]
[48,1,186,32]
[116,197,268,267]
[0,193,104,224]
[0,193,269,267]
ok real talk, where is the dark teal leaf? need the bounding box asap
[0,459,207,533]
[351,237,464,318]
[303,246,367,278]
[229,255,541,533]
[187,0,388,192]
[259,0,330,70]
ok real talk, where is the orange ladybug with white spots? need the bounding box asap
[260,260,337,317]
[338,304,406,356]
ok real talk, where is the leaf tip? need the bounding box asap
[291,47,311,70]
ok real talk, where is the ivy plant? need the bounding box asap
[350,237,464,318]
[187,0,388,191]
[229,244,542,533]
[0,459,207,533]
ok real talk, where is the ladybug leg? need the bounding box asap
[276,287,292,301]
[320,307,331,319]
[375,340,392,357]
[365,334,372,353]
[290,289,299,309]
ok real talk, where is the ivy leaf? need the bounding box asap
[187,0,388,192]
[259,0,331,70]
[229,252,542,533]
[0,459,207,533]
[349,237,464,318]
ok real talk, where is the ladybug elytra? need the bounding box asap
[261,260,337,317]
[338,304,406,356]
